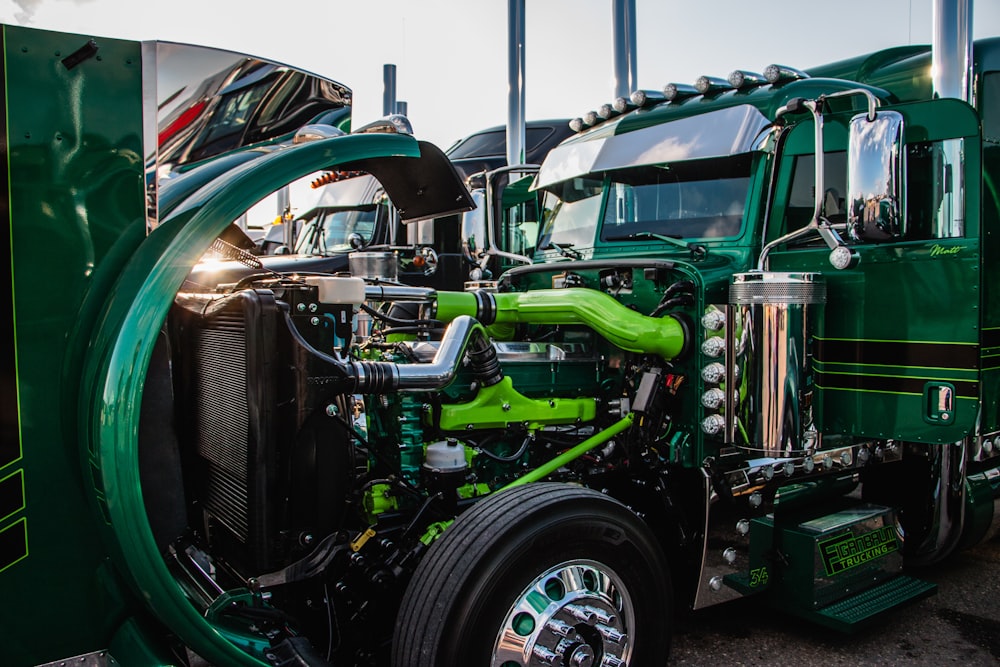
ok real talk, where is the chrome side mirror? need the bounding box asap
[847,110,904,243]
[461,189,488,269]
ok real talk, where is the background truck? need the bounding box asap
[248,118,572,291]
[3,1,1000,665]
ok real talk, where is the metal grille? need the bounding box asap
[730,272,826,305]
[193,309,251,542]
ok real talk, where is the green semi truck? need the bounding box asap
[4,2,1000,665]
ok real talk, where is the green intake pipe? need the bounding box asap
[501,413,635,490]
[435,288,687,360]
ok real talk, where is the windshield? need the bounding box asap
[536,178,604,251]
[295,205,381,255]
[536,154,751,251]
[599,154,751,241]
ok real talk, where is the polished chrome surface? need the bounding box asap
[507,0,527,167]
[535,105,770,189]
[728,273,825,456]
[37,650,119,667]
[350,251,398,281]
[293,124,346,144]
[907,441,968,565]
[932,0,973,103]
[612,0,638,99]
[391,316,494,391]
[462,189,489,269]
[492,559,633,667]
[693,441,896,609]
[847,110,906,242]
[363,284,436,302]
[145,41,350,229]
[383,63,397,116]
[759,99,850,269]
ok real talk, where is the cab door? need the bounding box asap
[768,99,982,444]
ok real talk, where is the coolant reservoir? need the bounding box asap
[728,272,825,455]
[304,276,365,306]
[423,440,468,473]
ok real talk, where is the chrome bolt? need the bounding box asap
[723,547,738,565]
[296,302,306,312]
[532,645,559,665]
[709,576,723,591]
[566,604,598,625]
[748,492,763,508]
[308,302,318,312]
[736,519,750,536]
[325,404,339,417]
[310,316,320,326]
[502,402,511,412]
[545,618,578,639]
[568,644,595,667]
[594,623,625,644]
[583,605,615,625]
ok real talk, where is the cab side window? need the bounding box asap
[783,151,847,233]
[784,141,966,244]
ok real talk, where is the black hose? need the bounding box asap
[360,302,441,328]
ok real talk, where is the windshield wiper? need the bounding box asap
[542,241,582,259]
[606,231,707,258]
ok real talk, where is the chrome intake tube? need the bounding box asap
[282,311,496,395]
[364,284,437,303]
[354,315,497,392]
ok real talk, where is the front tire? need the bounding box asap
[392,483,672,666]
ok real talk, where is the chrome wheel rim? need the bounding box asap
[492,559,634,667]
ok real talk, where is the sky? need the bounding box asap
[2,0,998,151]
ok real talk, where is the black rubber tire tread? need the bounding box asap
[391,482,672,666]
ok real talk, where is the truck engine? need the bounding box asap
[152,258,697,664]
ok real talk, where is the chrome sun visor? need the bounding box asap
[535,104,770,190]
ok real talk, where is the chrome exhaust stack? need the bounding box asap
[932,0,973,103]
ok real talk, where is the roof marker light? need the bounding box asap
[663,83,699,102]
[630,89,666,107]
[728,70,766,89]
[583,110,600,126]
[694,75,734,95]
[598,103,618,119]
[763,64,809,84]
[612,96,635,113]
[569,118,586,132]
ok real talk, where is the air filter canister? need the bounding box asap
[728,272,826,456]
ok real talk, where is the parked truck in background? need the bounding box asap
[251,118,572,291]
[4,2,1000,666]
